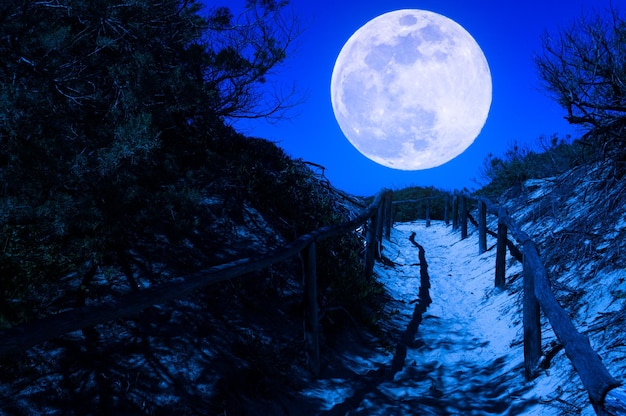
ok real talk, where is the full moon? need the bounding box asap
[330,9,492,170]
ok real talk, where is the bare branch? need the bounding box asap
[536,4,626,152]
[202,0,302,121]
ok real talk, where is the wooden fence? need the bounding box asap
[0,189,395,377]
[416,191,626,415]
[3,184,625,414]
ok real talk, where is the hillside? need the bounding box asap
[493,161,626,413]
[0,133,387,415]
[2,142,626,415]
[291,160,626,415]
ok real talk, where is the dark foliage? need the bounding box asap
[0,0,373,336]
[476,135,593,199]
[1,0,214,324]
[391,186,451,222]
[535,5,626,163]
[479,7,626,199]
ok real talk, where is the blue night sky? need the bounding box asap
[206,0,619,196]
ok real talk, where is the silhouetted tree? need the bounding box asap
[0,0,297,323]
[535,6,626,159]
[205,1,299,120]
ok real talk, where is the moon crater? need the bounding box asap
[331,9,492,170]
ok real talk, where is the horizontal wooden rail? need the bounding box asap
[391,196,440,204]
[393,196,438,227]
[0,189,393,365]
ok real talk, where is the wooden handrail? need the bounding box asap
[6,183,624,412]
[454,192,624,413]
[0,189,393,362]
[391,196,440,204]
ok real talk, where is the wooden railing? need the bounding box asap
[0,189,395,377]
[410,191,626,415]
[3,183,625,413]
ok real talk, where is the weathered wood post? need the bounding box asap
[444,194,450,226]
[302,243,320,376]
[522,245,541,379]
[500,205,623,410]
[452,193,459,230]
[425,198,431,227]
[376,197,384,237]
[375,197,384,258]
[495,207,507,288]
[384,192,393,240]
[460,195,468,240]
[364,213,378,281]
[478,200,487,254]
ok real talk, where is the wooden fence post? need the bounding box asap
[470,194,625,409]
[376,199,384,254]
[460,195,468,240]
[444,194,450,226]
[303,243,320,377]
[452,193,459,230]
[384,193,392,240]
[425,199,431,227]
[523,248,542,379]
[495,207,507,288]
[478,200,487,254]
[364,214,377,281]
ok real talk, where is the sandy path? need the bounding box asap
[304,221,562,415]
[354,221,534,415]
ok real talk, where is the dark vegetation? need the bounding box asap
[0,1,385,413]
[536,6,626,163]
[476,135,588,198]
[478,4,626,199]
[390,186,450,222]
[0,0,379,328]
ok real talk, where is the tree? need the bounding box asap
[204,0,300,120]
[479,141,533,196]
[535,6,626,159]
[0,0,298,324]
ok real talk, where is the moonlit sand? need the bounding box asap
[302,221,591,415]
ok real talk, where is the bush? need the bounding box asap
[0,1,367,329]
[391,186,451,222]
[477,135,590,198]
